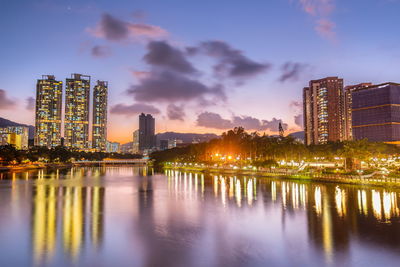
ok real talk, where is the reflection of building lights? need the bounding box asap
[214,176,218,197]
[235,180,241,207]
[282,182,286,208]
[271,181,276,202]
[315,187,322,215]
[221,178,226,206]
[335,186,346,217]
[372,190,382,220]
[229,177,234,198]
[247,179,253,206]
[383,191,391,219]
[357,190,368,215]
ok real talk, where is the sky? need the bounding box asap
[0,0,400,143]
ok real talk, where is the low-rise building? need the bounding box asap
[0,126,29,150]
[106,141,120,153]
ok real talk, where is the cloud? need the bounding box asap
[0,89,16,110]
[144,41,197,74]
[261,118,288,132]
[110,103,160,116]
[26,97,35,111]
[294,114,304,128]
[91,45,112,57]
[290,101,303,129]
[88,13,168,42]
[279,62,308,82]
[188,40,271,80]
[127,70,226,103]
[131,70,151,80]
[315,19,336,41]
[167,104,185,121]
[196,112,288,132]
[290,100,302,110]
[297,0,336,41]
[196,112,234,129]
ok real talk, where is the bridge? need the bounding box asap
[72,159,148,165]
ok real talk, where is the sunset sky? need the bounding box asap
[1,0,400,143]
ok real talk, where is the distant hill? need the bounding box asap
[0,117,35,139]
[156,132,218,145]
[289,131,304,141]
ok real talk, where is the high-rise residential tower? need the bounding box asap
[303,77,345,145]
[132,130,139,154]
[35,75,63,148]
[92,80,108,152]
[343,83,372,140]
[139,113,156,152]
[64,74,91,150]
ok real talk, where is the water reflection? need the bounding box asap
[1,168,400,266]
[165,170,400,264]
[30,170,107,264]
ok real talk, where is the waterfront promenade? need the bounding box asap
[165,162,400,188]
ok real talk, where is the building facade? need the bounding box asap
[343,83,372,140]
[139,113,156,152]
[34,75,63,148]
[106,141,120,153]
[352,83,400,143]
[64,74,91,150]
[0,126,29,150]
[132,130,139,154]
[160,139,168,150]
[92,81,108,152]
[303,77,345,145]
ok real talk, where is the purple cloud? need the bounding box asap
[144,41,196,74]
[189,41,271,80]
[110,103,160,116]
[0,89,16,110]
[26,97,35,111]
[167,104,185,121]
[294,114,303,128]
[91,45,112,57]
[127,70,226,103]
[279,62,308,82]
[197,112,288,132]
[88,13,168,42]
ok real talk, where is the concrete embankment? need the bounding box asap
[165,166,400,188]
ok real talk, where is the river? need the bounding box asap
[0,166,399,266]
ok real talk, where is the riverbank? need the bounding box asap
[0,163,73,172]
[165,165,400,188]
[0,160,148,172]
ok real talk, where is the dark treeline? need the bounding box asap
[0,145,141,165]
[151,127,399,167]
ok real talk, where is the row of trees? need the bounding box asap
[0,145,141,165]
[151,127,399,167]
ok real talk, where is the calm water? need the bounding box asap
[1,167,400,266]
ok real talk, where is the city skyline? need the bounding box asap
[1,0,400,143]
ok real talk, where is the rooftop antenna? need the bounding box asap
[279,122,284,138]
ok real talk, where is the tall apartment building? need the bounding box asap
[352,82,400,143]
[0,126,29,150]
[343,83,372,140]
[34,75,63,148]
[303,77,345,145]
[64,74,91,150]
[139,113,156,152]
[132,130,139,154]
[92,80,108,152]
